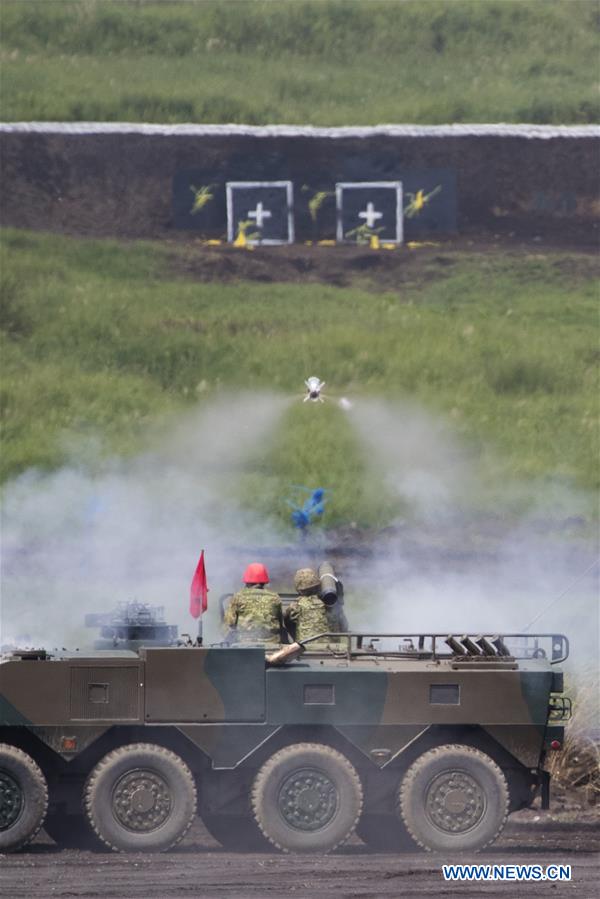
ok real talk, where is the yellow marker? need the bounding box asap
[369,234,381,249]
[382,243,397,250]
[317,239,336,246]
[190,185,214,214]
[404,185,442,219]
[206,239,222,246]
[308,190,334,222]
[233,220,259,248]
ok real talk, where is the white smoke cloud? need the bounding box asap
[0,392,289,648]
[1,392,597,726]
[351,398,473,520]
[345,398,599,716]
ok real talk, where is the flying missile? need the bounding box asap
[304,376,325,403]
[303,376,353,410]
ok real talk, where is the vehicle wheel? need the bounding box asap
[201,813,270,851]
[356,813,416,851]
[251,743,363,853]
[44,812,103,849]
[0,744,48,852]
[84,743,196,852]
[398,744,509,852]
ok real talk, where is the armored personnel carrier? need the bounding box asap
[0,627,570,854]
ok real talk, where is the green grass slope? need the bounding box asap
[1,229,598,528]
[1,0,598,124]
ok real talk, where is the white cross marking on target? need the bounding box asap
[358,202,383,229]
[248,202,272,229]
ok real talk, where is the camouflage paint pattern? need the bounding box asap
[0,644,568,771]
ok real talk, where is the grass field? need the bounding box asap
[1,228,598,528]
[1,0,598,124]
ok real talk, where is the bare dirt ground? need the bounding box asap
[166,234,600,295]
[3,803,598,899]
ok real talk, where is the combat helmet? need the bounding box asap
[243,562,269,585]
[294,568,321,594]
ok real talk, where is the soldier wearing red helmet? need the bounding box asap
[224,562,283,645]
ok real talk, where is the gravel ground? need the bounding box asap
[2,812,598,899]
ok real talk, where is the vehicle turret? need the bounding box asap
[84,601,178,651]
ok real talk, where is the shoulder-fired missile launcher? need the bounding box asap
[0,630,571,854]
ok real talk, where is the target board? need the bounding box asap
[226,181,294,245]
[336,182,403,244]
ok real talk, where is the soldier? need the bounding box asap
[224,563,283,646]
[285,568,345,649]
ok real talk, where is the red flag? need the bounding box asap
[189,550,208,619]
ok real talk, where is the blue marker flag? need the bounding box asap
[287,486,328,530]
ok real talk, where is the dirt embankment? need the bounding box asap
[164,236,600,295]
[1,131,598,245]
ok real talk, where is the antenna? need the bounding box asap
[522,557,599,632]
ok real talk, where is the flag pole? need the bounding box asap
[198,546,204,645]
[190,548,207,646]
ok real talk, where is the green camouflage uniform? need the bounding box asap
[224,586,282,645]
[285,594,344,649]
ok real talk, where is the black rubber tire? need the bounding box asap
[356,813,416,851]
[0,744,48,852]
[84,743,197,852]
[44,812,103,849]
[201,813,271,851]
[398,744,509,852]
[251,743,363,853]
